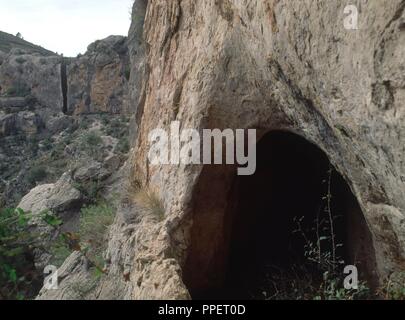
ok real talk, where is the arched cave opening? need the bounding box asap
[183,131,378,300]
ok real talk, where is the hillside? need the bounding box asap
[0,31,55,55]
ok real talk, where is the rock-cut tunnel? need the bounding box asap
[183,131,378,299]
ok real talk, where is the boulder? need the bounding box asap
[103,154,122,173]
[46,113,73,134]
[18,172,83,269]
[73,160,111,183]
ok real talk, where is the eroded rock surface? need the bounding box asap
[0,49,62,110]
[36,0,405,300]
[67,36,130,115]
[18,172,83,269]
[127,0,405,299]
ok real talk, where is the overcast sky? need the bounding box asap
[0,0,133,57]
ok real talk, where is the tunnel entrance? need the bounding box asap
[183,131,377,300]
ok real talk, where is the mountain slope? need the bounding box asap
[0,31,55,55]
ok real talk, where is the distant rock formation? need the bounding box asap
[0,32,134,117]
[67,36,130,115]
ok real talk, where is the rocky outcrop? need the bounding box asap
[127,0,148,141]
[36,0,405,300]
[0,110,43,137]
[124,0,404,299]
[0,31,137,208]
[0,49,63,111]
[0,33,133,116]
[18,172,83,269]
[66,36,130,115]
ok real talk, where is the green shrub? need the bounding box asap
[15,57,26,64]
[5,87,16,97]
[67,277,100,300]
[0,208,41,300]
[25,95,37,108]
[124,67,131,81]
[105,118,128,139]
[41,138,53,151]
[79,131,103,155]
[73,180,103,202]
[101,114,109,126]
[379,272,405,300]
[49,235,72,268]
[116,137,130,154]
[26,166,47,185]
[84,131,102,146]
[5,81,30,97]
[79,202,115,266]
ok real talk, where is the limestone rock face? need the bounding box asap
[0,110,43,137]
[127,0,148,141]
[0,50,63,111]
[123,0,405,299]
[0,34,133,117]
[34,0,405,300]
[67,36,130,115]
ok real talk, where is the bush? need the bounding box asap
[5,81,30,97]
[25,95,37,108]
[79,131,103,155]
[15,57,26,64]
[0,208,41,300]
[73,180,103,202]
[124,67,131,81]
[79,203,115,267]
[378,272,405,300]
[115,137,130,154]
[83,131,103,146]
[41,138,53,151]
[105,118,127,139]
[49,235,72,268]
[254,168,372,300]
[5,87,16,97]
[67,277,100,300]
[100,114,109,126]
[26,166,47,185]
[42,203,115,284]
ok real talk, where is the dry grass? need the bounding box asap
[133,186,165,221]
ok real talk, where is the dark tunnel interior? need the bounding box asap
[184,131,378,300]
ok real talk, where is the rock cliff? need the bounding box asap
[36,0,405,300]
[129,0,405,299]
[67,36,130,115]
[0,33,133,207]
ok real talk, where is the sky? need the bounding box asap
[0,0,134,57]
